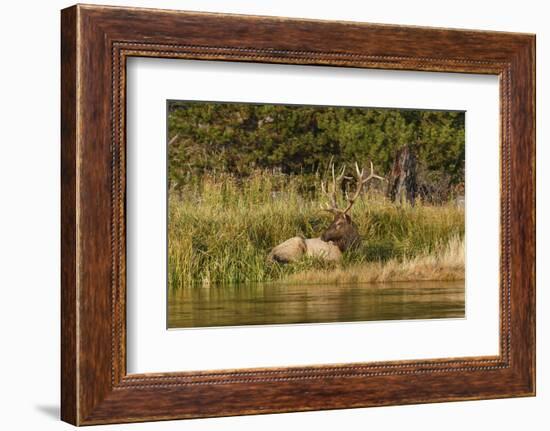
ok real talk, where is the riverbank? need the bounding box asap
[283,235,464,285]
[168,171,465,287]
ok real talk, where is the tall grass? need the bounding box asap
[168,171,465,287]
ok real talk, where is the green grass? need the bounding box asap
[168,171,465,287]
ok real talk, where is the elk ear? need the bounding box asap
[344,214,352,222]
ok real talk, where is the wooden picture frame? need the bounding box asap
[61,4,535,425]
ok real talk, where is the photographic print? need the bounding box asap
[167,101,465,328]
[60,7,535,423]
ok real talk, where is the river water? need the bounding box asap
[167,280,464,328]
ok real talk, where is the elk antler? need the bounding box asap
[320,160,346,214]
[342,161,385,215]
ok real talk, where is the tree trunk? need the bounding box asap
[386,146,417,205]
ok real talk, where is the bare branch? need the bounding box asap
[168,134,179,146]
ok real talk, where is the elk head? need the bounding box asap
[320,161,385,251]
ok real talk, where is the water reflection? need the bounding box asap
[167,280,465,329]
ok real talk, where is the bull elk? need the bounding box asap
[268,161,385,263]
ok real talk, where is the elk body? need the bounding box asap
[267,236,342,263]
[268,162,385,264]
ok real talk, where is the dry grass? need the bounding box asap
[283,235,465,285]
